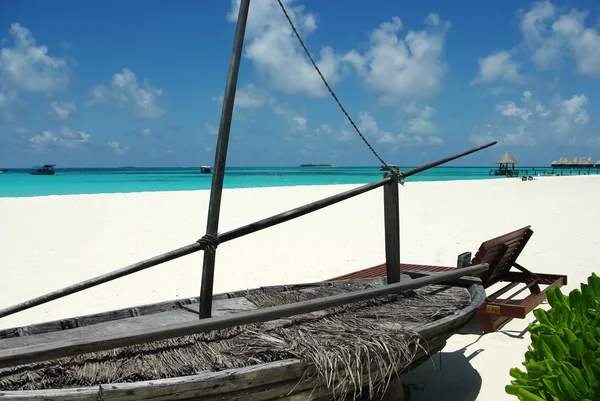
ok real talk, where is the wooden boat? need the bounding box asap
[0,270,485,400]
[0,1,498,399]
[200,165,212,174]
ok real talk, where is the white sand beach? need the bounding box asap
[0,175,599,400]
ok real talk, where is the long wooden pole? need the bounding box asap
[400,141,497,179]
[0,143,496,321]
[0,263,488,369]
[0,177,392,321]
[199,0,251,319]
[383,174,400,283]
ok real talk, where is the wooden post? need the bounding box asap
[383,174,400,284]
[457,252,472,268]
[199,0,251,319]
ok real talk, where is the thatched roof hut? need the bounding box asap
[553,156,598,168]
[496,151,519,165]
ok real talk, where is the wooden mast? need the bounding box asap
[199,0,251,319]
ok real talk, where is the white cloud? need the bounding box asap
[472,50,525,85]
[470,90,590,146]
[140,128,152,137]
[49,101,76,120]
[358,111,442,146]
[28,127,89,152]
[205,122,218,135]
[517,1,600,76]
[316,123,353,142]
[344,14,451,101]
[87,68,166,119]
[234,83,272,108]
[107,141,128,155]
[212,83,274,110]
[0,91,19,122]
[402,103,438,134]
[227,0,340,98]
[0,23,69,93]
[60,41,71,50]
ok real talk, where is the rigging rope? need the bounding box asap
[275,0,402,178]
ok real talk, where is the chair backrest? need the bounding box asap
[470,225,533,287]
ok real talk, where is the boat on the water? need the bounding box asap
[29,164,56,176]
[200,165,211,173]
[0,270,485,400]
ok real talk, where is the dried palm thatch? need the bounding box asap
[0,280,471,400]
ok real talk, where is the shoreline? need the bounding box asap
[3,173,598,200]
[1,175,599,400]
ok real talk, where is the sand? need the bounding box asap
[0,174,598,400]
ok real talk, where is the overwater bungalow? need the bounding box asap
[493,151,519,177]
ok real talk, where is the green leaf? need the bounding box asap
[582,351,597,387]
[588,274,600,298]
[569,289,585,317]
[583,332,599,350]
[560,361,590,396]
[533,309,554,328]
[516,388,548,401]
[506,384,537,396]
[557,372,581,401]
[544,334,568,360]
[563,328,578,345]
[537,337,556,361]
[569,338,586,360]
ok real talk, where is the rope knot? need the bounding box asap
[197,233,220,251]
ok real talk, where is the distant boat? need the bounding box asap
[30,164,56,176]
[200,165,212,174]
[299,164,332,168]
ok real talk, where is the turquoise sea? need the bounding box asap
[0,166,543,198]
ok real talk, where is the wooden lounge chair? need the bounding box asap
[328,225,567,333]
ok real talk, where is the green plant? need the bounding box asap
[506,273,600,401]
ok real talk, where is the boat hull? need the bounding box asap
[0,274,485,400]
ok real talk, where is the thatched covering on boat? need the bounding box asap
[0,278,471,399]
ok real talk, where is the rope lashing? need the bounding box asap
[197,233,220,252]
[276,0,402,178]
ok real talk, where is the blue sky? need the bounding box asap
[0,0,599,168]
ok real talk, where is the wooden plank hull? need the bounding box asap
[0,275,485,400]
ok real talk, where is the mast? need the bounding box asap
[199,0,251,318]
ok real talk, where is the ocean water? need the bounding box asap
[0,166,536,198]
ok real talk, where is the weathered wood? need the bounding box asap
[0,264,488,369]
[0,177,394,322]
[400,141,497,179]
[0,297,256,351]
[0,278,485,401]
[218,176,393,244]
[457,252,471,268]
[183,297,257,316]
[0,243,203,320]
[383,176,401,284]
[0,309,196,351]
[199,0,252,319]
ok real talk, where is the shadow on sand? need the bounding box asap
[399,315,533,401]
[400,345,483,401]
